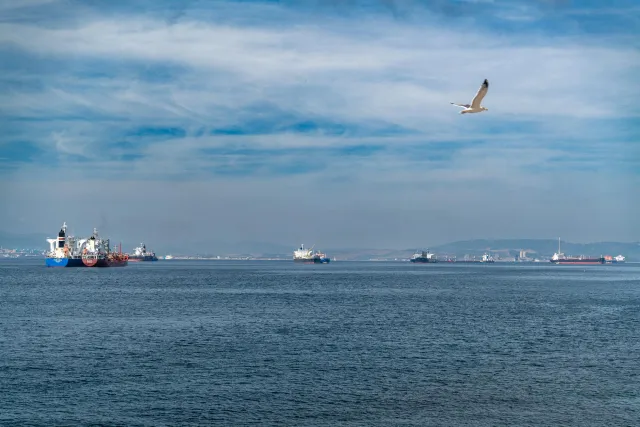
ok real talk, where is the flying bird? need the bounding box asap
[451,79,489,114]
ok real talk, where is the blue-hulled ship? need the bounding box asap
[45,222,128,267]
[293,244,330,264]
[128,243,159,262]
[410,249,438,263]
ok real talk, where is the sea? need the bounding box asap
[1,258,639,426]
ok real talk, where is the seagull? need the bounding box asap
[451,79,489,114]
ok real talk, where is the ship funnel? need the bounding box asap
[57,225,66,248]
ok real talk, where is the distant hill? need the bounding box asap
[430,239,640,261]
[0,231,48,250]
[325,239,640,261]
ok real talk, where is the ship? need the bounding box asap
[128,243,158,262]
[293,244,330,264]
[445,253,495,263]
[549,238,604,265]
[410,249,438,263]
[45,222,128,267]
[604,254,626,264]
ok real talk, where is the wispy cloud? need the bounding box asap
[0,0,638,248]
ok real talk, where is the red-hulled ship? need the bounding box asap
[549,238,605,265]
[80,228,128,267]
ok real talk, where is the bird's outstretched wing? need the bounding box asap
[451,102,470,108]
[470,79,489,108]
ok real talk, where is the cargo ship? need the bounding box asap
[410,249,438,263]
[549,238,604,265]
[293,244,330,264]
[45,222,128,267]
[128,243,158,262]
[445,253,495,263]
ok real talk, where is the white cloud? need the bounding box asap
[1,14,638,127]
[0,1,638,247]
[0,0,59,11]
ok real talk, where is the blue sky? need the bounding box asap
[0,0,639,251]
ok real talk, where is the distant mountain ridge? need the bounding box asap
[0,231,48,250]
[430,239,639,259]
[327,239,640,261]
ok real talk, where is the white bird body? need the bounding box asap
[451,79,489,114]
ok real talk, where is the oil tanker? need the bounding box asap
[444,253,495,263]
[549,238,605,265]
[293,244,330,264]
[128,243,158,262]
[410,250,438,263]
[45,222,128,267]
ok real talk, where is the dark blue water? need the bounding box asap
[1,259,639,426]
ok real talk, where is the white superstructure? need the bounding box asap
[133,244,149,257]
[411,250,437,261]
[481,253,495,263]
[293,244,314,260]
[551,237,565,262]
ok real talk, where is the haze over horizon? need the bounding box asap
[1,0,639,250]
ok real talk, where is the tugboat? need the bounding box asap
[128,243,159,262]
[293,244,330,264]
[410,249,438,263]
[604,254,626,264]
[613,255,626,263]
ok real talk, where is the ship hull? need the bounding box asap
[445,260,494,264]
[294,258,330,264]
[45,257,128,267]
[45,257,86,267]
[96,259,128,267]
[551,259,605,265]
[410,258,437,263]
[551,259,606,265]
[128,255,158,262]
[82,256,98,267]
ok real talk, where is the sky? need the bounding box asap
[0,0,639,253]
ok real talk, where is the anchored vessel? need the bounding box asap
[410,250,438,263]
[293,244,330,264]
[549,238,604,265]
[445,253,495,263]
[604,255,626,264]
[45,222,128,267]
[128,243,158,262]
